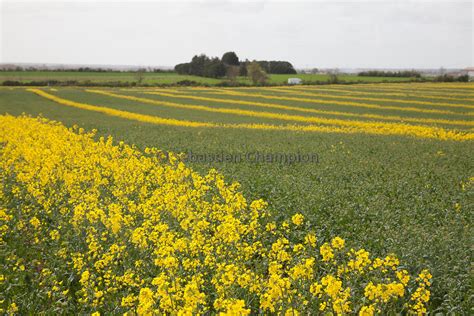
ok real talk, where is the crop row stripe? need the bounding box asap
[190,88,470,116]
[141,89,474,127]
[28,89,215,128]
[88,89,474,141]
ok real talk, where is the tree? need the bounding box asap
[174,63,190,75]
[174,54,227,78]
[255,60,296,74]
[203,58,226,78]
[239,60,249,76]
[247,61,267,85]
[189,54,209,76]
[222,52,239,66]
[226,65,240,83]
[134,68,146,84]
[326,69,339,84]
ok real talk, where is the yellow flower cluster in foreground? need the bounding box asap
[1,115,432,315]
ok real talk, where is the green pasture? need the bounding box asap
[0,71,419,86]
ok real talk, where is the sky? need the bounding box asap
[1,0,472,69]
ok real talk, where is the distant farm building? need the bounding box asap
[288,78,302,85]
[466,67,474,81]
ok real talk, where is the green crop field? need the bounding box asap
[0,71,222,85]
[0,82,473,314]
[0,71,419,86]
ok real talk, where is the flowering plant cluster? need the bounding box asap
[0,115,431,315]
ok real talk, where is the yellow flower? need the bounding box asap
[29,217,40,229]
[304,233,317,247]
[49,229,60,241]
[319,302,327,311]
[8,303,19,313]
[121,294,136,307]
[320,243,334,262]
[293,243,304,253]
[359,305,375,316]
[291,213,304,226]
[331,236,345,250]
[219,299,250,316]
[137,287,154,315]
[80,270,90,285]
[285,308,300,316]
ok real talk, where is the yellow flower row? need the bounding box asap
[28,88,215,128]
[0,114,432,314]
[29,89,474,141]
[143,89,474,127]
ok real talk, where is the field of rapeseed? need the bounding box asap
[0,82,472,314]
[0,115,432,314]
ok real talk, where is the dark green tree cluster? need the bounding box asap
[254,61,297,74]
[175,54,227,78]
[358,70,421,78]
[221,52,240,66]
[434,74,469,82]
[174,52,296,78]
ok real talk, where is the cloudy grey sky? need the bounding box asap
[1,0,472,68]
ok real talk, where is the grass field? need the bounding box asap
[0,82,473,313]
[0,71,419,85]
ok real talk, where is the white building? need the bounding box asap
[288,78,302,85]
[465,67,474,81]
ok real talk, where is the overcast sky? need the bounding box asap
[1,0,472,69]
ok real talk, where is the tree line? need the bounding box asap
[358,70,421,78]
[174,52,296,82]
[0,66,172,73]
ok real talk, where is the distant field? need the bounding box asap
[0,71,419,85]
[0,71,221,85]
[259,73,417,84]
[0,82,473,313]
